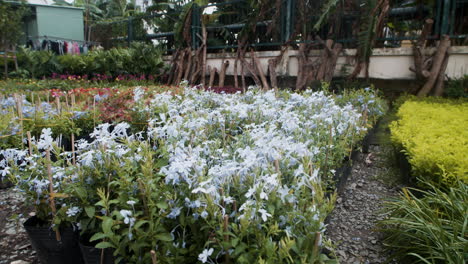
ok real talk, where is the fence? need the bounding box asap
[90,0,468,51]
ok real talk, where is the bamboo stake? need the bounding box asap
[71,94,76,109]
[71,133,76,165]
[26,131,32,156]
[55,97,61,114]
[93,97,96,128]
[46,148,61,241]
[223,215,230,264]
[151,250,158,264]
[313,232,321,257]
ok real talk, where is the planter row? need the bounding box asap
[24,216,114,264]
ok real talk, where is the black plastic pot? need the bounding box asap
[79,242,115,264]
[0,177,13,189]
[24,216,84,264]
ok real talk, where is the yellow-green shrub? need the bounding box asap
[390,99,468,186]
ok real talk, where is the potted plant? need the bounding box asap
[4,128,83,264]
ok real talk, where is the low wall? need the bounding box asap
[164,46,468,80]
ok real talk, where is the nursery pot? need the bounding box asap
[79,241,115,264]
[0,177,13,189]
[23,216,83,264]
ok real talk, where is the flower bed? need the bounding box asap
[390,98,468,186]
[2,87,385,263]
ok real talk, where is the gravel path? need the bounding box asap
[0,187,37,264]
[326,145,402,264]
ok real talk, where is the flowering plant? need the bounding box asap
[1,128,80,228]
[76,87,385,263]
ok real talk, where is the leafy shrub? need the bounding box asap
[15,47,61,78]
[390,99,468,186]
[380,182,468,264]
[15,42,164,78]
[445,75,468,99]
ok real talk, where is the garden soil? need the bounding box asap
[1,146,402,264]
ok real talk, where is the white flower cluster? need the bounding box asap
[146,88,367,238]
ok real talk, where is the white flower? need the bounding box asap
[37,128,54,150]
[167,207,182,219]
[127,200,137,206]
[258,208,272,222]
[198,248,214,263]
[66,207,81,217]
[120,210,135,226]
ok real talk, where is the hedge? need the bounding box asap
[390,98,468,186]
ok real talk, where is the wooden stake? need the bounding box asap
[46,149,61,242]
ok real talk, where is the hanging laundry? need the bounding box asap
[73,42,80,55]
[66,41,73,54]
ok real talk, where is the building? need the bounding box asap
[20,0,84,43]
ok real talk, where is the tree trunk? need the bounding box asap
[295,43,307,90]
[183,48,192,81]
[218,60,229,87]
[208,66,217,87]
[433,51,450,96]
[417,35,451,97]
[242,59,261,87]
[268,59,278,90]
[412,19,434,80]
[201,24,207,86]
[325,43,343,82]
[252,51,270,90]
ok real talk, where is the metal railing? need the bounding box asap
[91,0,468,51]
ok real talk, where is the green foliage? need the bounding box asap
[380,182,468,264]
[390,98,468,186]
[0,0,29,48]
[445,75,468,99]
[16,43,163,78]
[313,0,340,32]
[356,0,378,63]
[15,47,61,78]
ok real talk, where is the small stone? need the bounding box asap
[337,250,347,258]
[5,227,17,235]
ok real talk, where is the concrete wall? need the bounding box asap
[165,46,468,80]
[36,5,84,41]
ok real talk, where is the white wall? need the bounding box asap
[165,46,468,80]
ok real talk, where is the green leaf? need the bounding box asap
[102,217,114,235]
[74,187,87,199]
[156,201,168,209]
[89,232,107,242]
[134,220,149,230]
[95,241,114,249]
[85,206,95,218]
[154,233,173,242]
